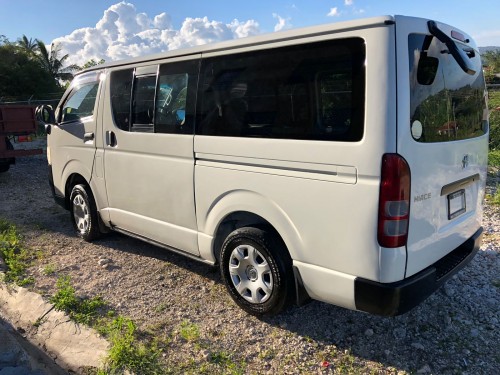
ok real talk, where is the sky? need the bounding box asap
[1,0,499,66]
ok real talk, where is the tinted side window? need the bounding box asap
[197,38,365,141]
[155,60,198,134]
[109,60,198,134]
[110,69,133,131]
[61,82,99,123]
[131,75,156,132]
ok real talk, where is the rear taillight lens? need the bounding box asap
[378,154,411,248]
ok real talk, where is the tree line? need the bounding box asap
[0,35,104,101]
[482,50,500,84]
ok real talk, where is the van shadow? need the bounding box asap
[92,231,486,374]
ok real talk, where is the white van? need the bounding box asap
[41,15,488,316]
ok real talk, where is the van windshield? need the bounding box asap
[408,33,488,143]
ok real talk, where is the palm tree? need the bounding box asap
[36,40,79,82]
[18,35,39,54]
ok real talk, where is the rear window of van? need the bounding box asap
[408,33,488,143]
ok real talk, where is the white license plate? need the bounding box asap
[448,189,466,220]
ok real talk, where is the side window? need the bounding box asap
[197,38,365,141]
[155,74,188,133]
[110,69,133,131]
[155,60,198,134]
[61,82,99,123]
[131,75,156,132]
[109,60,198,134]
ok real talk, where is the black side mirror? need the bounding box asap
[35,105,56,134]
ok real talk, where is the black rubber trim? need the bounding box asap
[354,227,482,316]
[48,165,66,209]
[293,266,311,306]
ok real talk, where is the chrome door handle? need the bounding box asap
[106,131,117,147]
[84,132,94,142]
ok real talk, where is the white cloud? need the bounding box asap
[344,0,354,5]
[53,2,261,66]
[273,13,291,32]
[327,7,341,17]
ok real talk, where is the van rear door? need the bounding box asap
[395,16,488,277]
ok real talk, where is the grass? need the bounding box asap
[488,91,500,155]
[97,316,163,375]
[179,320,200,342]
[50,276,164,374]
[42,263,56,275]
[0,218,34,285]
[489,149,500,168]
[50,276,105,325]
[486,185,500,205]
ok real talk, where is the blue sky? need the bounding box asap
[1,1,499,65]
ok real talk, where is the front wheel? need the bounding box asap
[220,227,293,316]
[69,184,101,242]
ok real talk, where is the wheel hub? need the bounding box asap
[246,265,258,281]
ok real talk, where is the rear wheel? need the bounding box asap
[220,227,293,316]
[70,184,101,242]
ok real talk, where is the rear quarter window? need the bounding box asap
[197,38,366,141]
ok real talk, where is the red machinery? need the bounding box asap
[0,105,43,173]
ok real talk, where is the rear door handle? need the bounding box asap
[84,132,94,142]
[106,131,117,147]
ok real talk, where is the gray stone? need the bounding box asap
[98,258,112,266]
[417,364,432,373]
[411,342,425,350]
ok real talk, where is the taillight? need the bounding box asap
[378,154,411,248]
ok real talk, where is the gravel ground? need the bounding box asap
[0,140,499,374]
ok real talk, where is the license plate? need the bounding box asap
[448,189,466,220]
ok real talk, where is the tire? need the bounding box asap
[220,227,293,316]
[69,184,101,242]
[0,138,14,173]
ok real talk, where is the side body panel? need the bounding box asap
[194,25,399,308]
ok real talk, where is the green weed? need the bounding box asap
[179,320,200,342]
[0,218,34,285]
[486,185,500,205]
[489,150,500,168]
[98,316,163,375]
[50,276,105,325]
[42,263,56,275]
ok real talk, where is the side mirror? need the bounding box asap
[35,105,56,134]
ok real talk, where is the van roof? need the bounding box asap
[80,15,395,74]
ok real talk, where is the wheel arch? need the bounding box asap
[198,190,304,265]
[63,173,89,209]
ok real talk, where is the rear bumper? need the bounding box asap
[354,227,482,316]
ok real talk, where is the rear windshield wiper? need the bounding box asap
[427,20,476,75]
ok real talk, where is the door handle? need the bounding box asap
[106,131,117,147]
[84,132,94,142]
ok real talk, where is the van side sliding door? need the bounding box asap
[101,56,201,255]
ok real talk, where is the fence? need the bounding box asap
[0,93,62,108]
